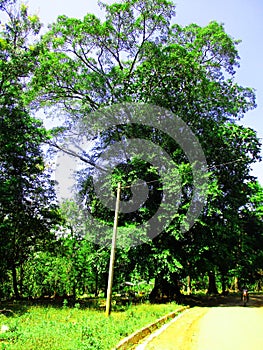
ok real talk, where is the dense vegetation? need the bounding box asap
[0,0,263,306]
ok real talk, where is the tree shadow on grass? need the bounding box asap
[1,296,131,314]
[0,300,29,317]
[0,297,99,317]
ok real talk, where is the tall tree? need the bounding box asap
[0,1,60,298]
[28,0,262,296]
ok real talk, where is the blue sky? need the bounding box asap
[25,0,263,184]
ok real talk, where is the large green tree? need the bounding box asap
[27,0,262,297]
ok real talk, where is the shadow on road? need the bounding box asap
[179,293,263,308]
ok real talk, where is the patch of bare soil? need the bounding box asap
[138,294,263,350]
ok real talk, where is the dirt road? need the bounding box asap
[137,294,263,350]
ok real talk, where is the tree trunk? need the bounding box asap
[94,270,99,297]
[207,271,218,294]
[104,272,108,298]
[234,276,239,292]
[149,273,181,302]
[256,279,262,292]
[72,279,76,300]
[19,263,24,297]
[187,275,192,295]
[12,265,20,299]
[220,271,228,295]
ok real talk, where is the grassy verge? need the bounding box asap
[0,300,182,350]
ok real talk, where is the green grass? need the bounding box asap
[0,300,182,349]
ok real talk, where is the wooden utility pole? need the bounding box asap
[105,182,121,316]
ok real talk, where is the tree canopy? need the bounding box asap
[0,0,262,299]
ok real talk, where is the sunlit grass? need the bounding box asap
[0,301,182,349]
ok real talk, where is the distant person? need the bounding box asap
[241,287,249,305]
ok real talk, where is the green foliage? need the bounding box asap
[0,1,60,298]
[25,0,262,296]
[0,0,262,301]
